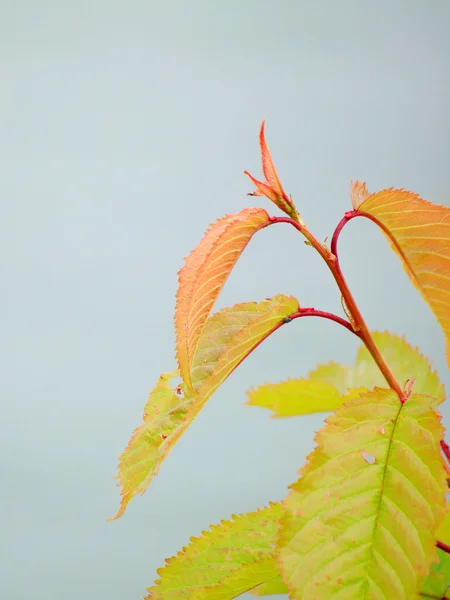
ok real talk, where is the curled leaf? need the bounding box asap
[175,208,270,391]
[357,188,450,365]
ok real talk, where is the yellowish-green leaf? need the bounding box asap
[278,388,447,599]
[357,188,450,366]
[112,296,298,519]
[190,298,292,392]
[175,208,271,391]
[109,371,194,520]
[247,378,345,418]
[250,577,288,596]
[247,331,445,418]
[355,332,446,404]
[167,295,300,460]
[420,511,450,599]
[145,503,283,599]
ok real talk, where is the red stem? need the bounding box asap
[441,440,450,463]
[437,539,450,555]
[271,215,404,399]
[288,308,362,337]
[330,211,357,259]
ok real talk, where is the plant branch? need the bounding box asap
[271,215,404,400]
[287,308,362,337]
[441,440,450,464]
[437,539,450,555]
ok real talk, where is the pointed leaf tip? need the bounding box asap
[350,180,370,210]
[175,208,271,391]
[245,121,300,221]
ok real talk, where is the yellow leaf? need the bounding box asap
[247,331,445,418]
[250,577,288,596]
[175,208,271,392]
[278,389,447,599]
[358,188,450,366]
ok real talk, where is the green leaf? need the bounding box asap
[250,577,288,596]
[278,388,447,599]
[190,297,297,392]
[145,503,283,599]
[420,512,450,599]
[246,377,345,418]
[247,331,446,418]
[355,332,446,404]
[111,296,299,519]
[110,371,195,520]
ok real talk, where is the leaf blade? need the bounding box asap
[145,503,283,600]
[111,296,298,519]
[247,331,445,418]
[358,189,450,365]
[278,389,447,599]
[109,371,194,520]
[175,208,270,390]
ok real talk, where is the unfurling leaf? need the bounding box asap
[112,296,299,519]
[350,180,370,210]
[145,503,283,599]
[247,331,446,418]
[244,120,301,222]
[357,189,450,366]
[278,389,447,599]
[175,208,270,392]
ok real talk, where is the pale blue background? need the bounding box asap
[2,1,450,599]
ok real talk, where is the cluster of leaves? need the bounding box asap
[111,122,450,599]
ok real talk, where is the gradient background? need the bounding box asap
[2,2,450,598]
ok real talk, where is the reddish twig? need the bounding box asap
[437,539,450,555]
[271,215,404,399]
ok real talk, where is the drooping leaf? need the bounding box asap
[247,331,445,418]
[168,295,300,456]
[278,388,447,599]
[190,297,297,391]
[145,503,283,599]
[175,208,271,391]
[420,511,450,599]
[112,296,299,519]
[244,121,300,222]
[109,371,194,520]
[250,577,288,596]
[357,188,450,365]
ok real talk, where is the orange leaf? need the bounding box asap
[175,208,270,391]
[259,120,285,201]
[244,121,300,221]
[358,188,450,365]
